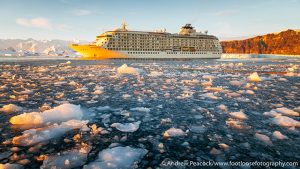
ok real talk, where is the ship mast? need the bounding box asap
[121,20,128,31]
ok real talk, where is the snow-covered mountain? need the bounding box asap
[0,39,85,57]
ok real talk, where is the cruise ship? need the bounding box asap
[70,23,222,59]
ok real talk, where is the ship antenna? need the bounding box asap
[121,20,128,30]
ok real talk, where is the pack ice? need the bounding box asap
[10,104,83,125]
[83,146,148,169]
[12,120,88,146]
[111,121,141,132]
[40,144,91,169]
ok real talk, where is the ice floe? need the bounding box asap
[226,119,250,130]
[163,128,186,138]
[12,120,88,146]
[229,80,243,86]
[111,121,141,132]
[0,163,24,169]
[10,104,83,125]
[217,104,227,111]
[272,131,288,140]
[90,124,104,135]
[0,104,23,113]
[201,93,219,100]
[263,110,281,117]
[92,89,103,95]
[117,64,143,75]
[130,107,150,113]
[41,143,91,169]
[229,111,248,120]
[83,146,148,169]
[160,118,172,124]
[247,72,261,82]
[272,116,300,128]
[255,133,272,146]
[274,107,299,117]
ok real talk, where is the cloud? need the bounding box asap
[16,17,52,29]
[214,10,238,16]
[73,9,91,16]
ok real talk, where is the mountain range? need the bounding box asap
[221,29,300,55]
[0,39,81,57]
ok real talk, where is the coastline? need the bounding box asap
[221,53,300,59]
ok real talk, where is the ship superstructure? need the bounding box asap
[70,23,222,59]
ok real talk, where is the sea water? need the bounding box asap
[0,57,299,168]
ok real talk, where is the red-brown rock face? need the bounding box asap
[221,29,300,55]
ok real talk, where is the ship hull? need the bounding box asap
[70,44,221,59]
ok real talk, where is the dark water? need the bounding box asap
[0,58,299,168]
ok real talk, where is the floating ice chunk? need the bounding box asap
[201,93,219,100]
[12,120,88,146]
[130,107,150,113]
[272,116,300,128]
[247,72,261,82]
[218,143,229,150]
[275,107,299,117]
[217,104,227,111]
[54,81,67,85]
[229,111,248,120]
[229,80,243,86]
[96,106,112,112]
[68,81,78,86]
[37,67,49,73]
[202,75,215,80]
[210,148,222,155]
[201,79,212,87]
[205,87,223,92]
[120,110,130,117]
[163,127,186,138]
[263,110,281,117]
[272,131,288,140]
[0,163,24,169]
[111,121,141,132]
[255,133,272,145]
[226,119,250,130]
[83,146,148,169]
[227,92,240,98]
[278,77,288,81]
[90,124,104,135]
[92,89,103,95]
[10,104,83,125]
[160,118,172,124]
[245,90,255,95]
[182,79,199,84]
[0,104,23,113]
[117,64,143,75]
[41,143,91,169]
[122,94,131,99]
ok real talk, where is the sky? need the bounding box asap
[0,0,299,41]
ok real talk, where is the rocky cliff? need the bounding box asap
[221,29,300,55]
